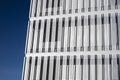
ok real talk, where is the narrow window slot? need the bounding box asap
[67,17,71,51]
[95,0,97,11]
[75,17,78,51]
[61,18,65,51]
[95,15,97,50]
[82,0,84,12]
[33,57,38,80]
[53,56,57,80]
[88,15,91,51]
[36,20,41,52]
[117,55,120,80]
[115,0,118,9]
[34,0,38,17]
[63,0,66,14]
[46,56,50,80]
[57,0,60,14]
[115,13,119,50]
[42,20,47,52]
[31,21,36,53]
[60,56,63,80]
[46,0,49,15]
[101,0,104,10]
[40,0,43,16]
[81,16,84,51]
[49,19,53,52]
[40,57,44,80]
[55,19,59,51]
[88,55,90,80]
[81,55,84,80]
[28,57,32,80]
[74,56,76,80]
[51,0,54,15]
[108,14,112,50]
[102,55,105,80]
[101,15,105,50]
[95,55,97,80]
[88,0,91,11]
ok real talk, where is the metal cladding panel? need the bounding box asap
[22,0,120,80]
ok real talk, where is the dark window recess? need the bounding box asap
[81,16,84,51]
[81,55,83,80]
[95,55,97,80]
[108,14,112,50]
[48,19,53,51]
[67,56,70,65]
[55,19,59,52]
[46,0,49,9]
[101,0,104,10]
[28,57,32,80]
[46,0,49,15]
[88,15,91,26]
[55,19,59,42]
[63,0,66,14]
[75,17,78,27]
[109,55,112,64]
[102,55,105,80]
[115,0,118,9]
[60,56,63,65]
[69,17,71,27]
[34,0,38,17]
[49,19,53,42]
[95,15,97,50]
[102,55,105,65]
[101,15,104,25]
[95,15,97,25]
[53,56,57,80]
[88,15,91,51]
[43,20,47,42]
[101,15,105,50]
[51,0,54,15]
[117,55,120,80]
[82,0,84,12]
[57,0,60,14]
[74,56,76,65]
[57,0,60,7]
[40,0,43,16]
[115,13,119,49]
[33,57,38,80]
[88,55,90,65]
[109,14,111,24]
[81,55,84,65]
[46,56,50,80]
[62,18,65,27]
[40,57,44,80]
[81,16,84,26]
[42,20,47,52]
[36,20,41,52]
[88,0,91,11]
[31,21,36,53]
[94,0,97,11]
[88,55,90,80]
[61,18,65,51]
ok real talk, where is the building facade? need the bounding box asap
[22,0,120,80]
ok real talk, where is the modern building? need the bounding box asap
[22,0,120,80]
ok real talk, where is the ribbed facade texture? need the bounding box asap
[22,0,120,80]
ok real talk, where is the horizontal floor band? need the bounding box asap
[30,9,120,21]
[25,50,120,57]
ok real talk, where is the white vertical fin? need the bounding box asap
[39,20,45,52]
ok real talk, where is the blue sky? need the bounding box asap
[0,0,30,79]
